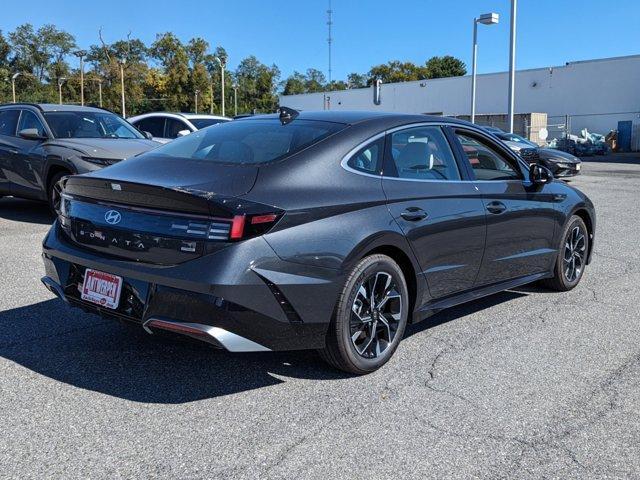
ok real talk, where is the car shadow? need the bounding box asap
[1,290,529,404]
[0,197,54,225]
[579,154,640,165]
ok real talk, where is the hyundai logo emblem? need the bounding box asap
[104,210,122,225]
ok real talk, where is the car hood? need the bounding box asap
[538,148,581,163]
[503,140,537,152]
[46,138,160,160]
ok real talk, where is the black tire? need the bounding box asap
[319,254,409,374]
[47,171,68,214]
[541,215,589,291]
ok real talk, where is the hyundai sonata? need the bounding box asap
[41,109,595,373]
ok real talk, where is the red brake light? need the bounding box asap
[251,214,278,225]
[230,215,246,239]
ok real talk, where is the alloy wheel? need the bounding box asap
[563,225,586,282]
[350,272,402,359]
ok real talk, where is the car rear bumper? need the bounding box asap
[41,221,344,351]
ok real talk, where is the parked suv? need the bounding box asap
[0,103,159,210]
[128,112,231,144]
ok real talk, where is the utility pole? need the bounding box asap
[74,50,87,106]
[215,56,226,116]
[327,0,333,90]
[98,79,103,108]
[194,89,199,114]
[507,0,517,133]
[233,83,238,116]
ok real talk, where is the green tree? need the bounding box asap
[424,55,466,78]
[150,32,189,111]
[304,68,326,93]
[235,55,280,114]
[347,72,367,88]
[187,37,212,113]
[281,71,306,95]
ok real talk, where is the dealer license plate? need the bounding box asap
[81,269,123,310]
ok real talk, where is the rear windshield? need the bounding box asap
[151,119,346,164]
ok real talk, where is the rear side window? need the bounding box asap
[152,119,346,164]
[165,118,190,139]
[388,126,460,180]
[135,117,165,137]
[347,139,383,174]
[0,109,20,136]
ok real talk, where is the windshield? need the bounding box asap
[190,118,229,129]
[151,118,346,164]
[44,111,144,139]
[499,133,537,148]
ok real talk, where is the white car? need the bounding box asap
[128,112,231,144]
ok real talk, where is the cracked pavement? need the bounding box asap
[1,156,639,479]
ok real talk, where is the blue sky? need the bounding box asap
[2,0,639,80]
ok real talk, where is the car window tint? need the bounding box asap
[190,118,228,129]
[135,117,165,137]
[389,126,460,180]
[152,119,345,165]
[165,118,189,139]
[347,139,382,174]
[455,132,521,181]
[17,110,46,136]
[44,111,143,139]
[0,109,20,136]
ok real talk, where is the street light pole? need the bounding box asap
[74,50,87,106]
[58,77,67,104]
[233,83,238,117]
[194,89,199,114]
[98,79,103,108]
[214,56,226,116]
[118,59,126,118]
[470,13,499,124]
[11,73,21,103]
[507,0,517,133]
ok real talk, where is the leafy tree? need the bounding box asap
[425,55,466,78]
[150,32,190,111]
[235,55,280,113]
[304,68,326,93]
[347,72,367,88]
[187,37,212,113]
[281,71,306,95]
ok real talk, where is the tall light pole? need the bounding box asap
[97,79,103,108]
[11,73,21,103]
[214,56,226,116]
[232,83,238,117]
[74,50,87,106]
[194,89,199,114]
[58,77,67,104]
[507,0,518,133]
[470,12,499,124]
[118,58,126,117]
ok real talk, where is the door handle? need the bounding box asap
[400,207,428,222]
[486,201,507,214]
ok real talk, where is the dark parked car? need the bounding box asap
[0,103,159,210]
[484,127,581,178]
[41,110,595,373]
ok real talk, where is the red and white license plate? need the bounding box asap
[81,269,123,310]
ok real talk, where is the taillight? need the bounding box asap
[228,213,281,241]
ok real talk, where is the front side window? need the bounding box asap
[347,139,382,174]
[44,111,143,139]
[165,118,191,139]
[151,119,346,165]
[0,109,20,136]
[455,132,521,181]
[135,117,165,138]
[18,110,47,137]
[388,126,460,180]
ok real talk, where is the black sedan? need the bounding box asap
[41,109,595,373]
[0,103,159,211]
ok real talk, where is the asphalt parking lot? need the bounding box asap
[1,155,639,479]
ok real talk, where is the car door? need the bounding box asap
[450,128,557,286]
[382,125,487,300]
[0,108,21,196]
[133,116,167,143]
[10,109,49,199]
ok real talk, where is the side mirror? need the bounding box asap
[177,129,191,138]
[18,128,47,141]
[142,131,153,140]
[529,163,553,185]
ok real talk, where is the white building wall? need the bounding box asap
[280,55,640,137]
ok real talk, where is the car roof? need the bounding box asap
[240,110,475,129]
[0,103,111,113]
[128,112,230,121]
